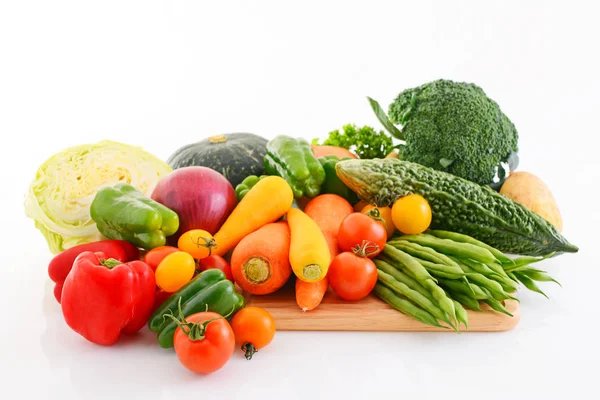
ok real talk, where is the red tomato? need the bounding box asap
[328,252,377,301]
[143,246,180,272]
[338,213,387,258]
[173,312,235,375]
[197,255,234,282]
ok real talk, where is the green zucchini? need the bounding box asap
[336,158,578,256]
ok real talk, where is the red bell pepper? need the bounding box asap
[61,251,155,346]
[48,240,140,303]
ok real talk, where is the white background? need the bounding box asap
[1,1,599,399]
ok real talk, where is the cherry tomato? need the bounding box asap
[361,205,396,238]
[328,252,377,301]
[198,255,234,282]
[155,251,195,292]
[151,289,173,314]
[172,311,235,374]
[178,229,216,260]
[230,306,276,360]
[391,194,432,235]
[338,213,387,258]
[143,246,180,272]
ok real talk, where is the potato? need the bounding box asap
[500,171,563,232]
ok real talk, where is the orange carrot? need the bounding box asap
[304,194,353,261]
[311,145,358,159]
[231,221,292,295]
[296,277,328,312]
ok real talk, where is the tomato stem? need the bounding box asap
[188,232,217,256]
[352,240,380,258]
[365,208,389,231]
[241,343,257,360]
[162,298,223,341]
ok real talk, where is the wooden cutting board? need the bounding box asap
[245,283,520,332]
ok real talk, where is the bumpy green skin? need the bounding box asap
[318,156,359,204]
[388,79,519,186]
[336,158,578,256]
[90,183,179,250]
[264,135,326,199]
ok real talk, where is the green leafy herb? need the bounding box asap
[313,124,395,159]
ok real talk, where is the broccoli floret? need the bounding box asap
[388,79,519,186]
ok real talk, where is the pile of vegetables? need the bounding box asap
[24,78,579,376]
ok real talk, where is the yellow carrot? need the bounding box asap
[213,176,293,256]
[287,208,330,282]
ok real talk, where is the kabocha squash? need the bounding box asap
[336,158,578,256]
[167,133,268,187]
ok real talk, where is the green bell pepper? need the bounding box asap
[318,155,359,204]
[90,183,179,250]
[264,135,326,199]
[149,269,245,349]
[235,175,268,201]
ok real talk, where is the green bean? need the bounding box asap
[388,240,459,267]
[415,258,465,279]
[374,259,435,303]
[377,270,454,329]
[490,274,520,293]
[452,299,469,330]
[451,292,483,311]
[519,268,561,287]
[395,234,498,265]
[426,230,513,265]
[455,256,508,278]
[466,273,518,301]
[513,272,549,298]
[383,245,436,283]
[380,247,456,323]
[373,284,447,329]
[506,252,555,271]
[437,277,479,299]
[484,298,513,317]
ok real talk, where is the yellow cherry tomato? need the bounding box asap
[391,194,432,235]
[155,251,195,292]
[361,204,396,238]
[178,229,216,259]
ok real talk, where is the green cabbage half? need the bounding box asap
[24,140,172,254]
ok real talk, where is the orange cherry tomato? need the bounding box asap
[230,306,276,360]
[178,229,216,260]
[391,194,432,235]
[155,251,195,292]
[361,205,396,238]
[143,246,180,272]
[172,312,235,374]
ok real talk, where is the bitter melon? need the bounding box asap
[336,158,578,256]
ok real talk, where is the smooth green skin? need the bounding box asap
[234,175,268,201]
[264,135,326,199]
[157,279,245,348]
[484,298,513,317]
[388,240,459,267]
[513,271,549,298]
[397,234,498,265]
[427,230,514,266]
[373,283,446,329]
[148,269,226,332]
[90,183,179,250]
[378,269,453,329]
[451,292,483,312]
[374,258,436,304]
[336,158,579,256]
[452,299,469,330]
[317,156,359,203]
[382,245,456,324]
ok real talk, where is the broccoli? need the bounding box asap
[313,124,395,159]
[373,79,519,186]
